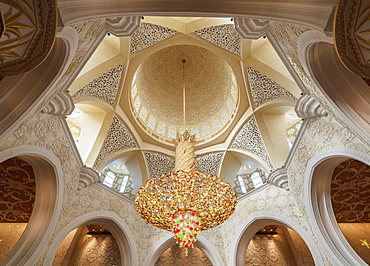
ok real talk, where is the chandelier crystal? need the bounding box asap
[135,131,237,257]
[134,59,237,258]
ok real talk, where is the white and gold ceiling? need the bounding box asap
[67,17,300,194]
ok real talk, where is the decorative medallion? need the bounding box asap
[334,0,370,78]
[0,0,57,75]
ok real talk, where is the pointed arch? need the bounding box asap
[304,147,370,266]
[298,30,370,147]
[44,211,138,266]
[231,211,322,266]
[0,146,64,265]
[143,234,224,266]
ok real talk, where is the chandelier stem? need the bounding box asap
[182,59,186,131]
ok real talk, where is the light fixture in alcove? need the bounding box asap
[135,59,237,258]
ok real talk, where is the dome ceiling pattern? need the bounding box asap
[130,22,178,54]
[94,116,137,169]
[73,65,123,106]
[65,19,305,199]
[193,24,241,55]
[144,152,175,179]
[131,44,238,143]
[231,117,274,169]
[247,66,297,108]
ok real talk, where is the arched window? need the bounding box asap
[234,164,267,197]
[285,109,302,149]
[99,164,135,198]
[237,176,247,194]
[103,171,115,187]
[251,172,263,188]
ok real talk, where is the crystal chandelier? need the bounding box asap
[134,59,237,258]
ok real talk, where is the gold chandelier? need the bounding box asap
[134,59,237,258]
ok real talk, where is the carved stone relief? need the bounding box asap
[76,235,122,265]
[78,166,100,190]
[73,64,123,106]
[41,91,75,117]
[193,24,241,55]
[245,235,288,265]
[234,17,269,39]
[268,167,289,191]
[247,66,297,108]
[295,94,328,119]
[105,16,141,37]
[231,117,274,169]
[287,115,370,214]
[155,245,212,265]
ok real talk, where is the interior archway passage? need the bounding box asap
[0,157,36,262]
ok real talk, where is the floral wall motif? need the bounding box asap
[245,235,288,265]
[72,64,123,106]
[331,159,370,223]
[76,235,121,265]
[93,116,137,169]
[144,152,175,179]
[130,22,178,54]
[246,66,297,108]
[195,152,224,177]
[230,117,274,169]
[0,157,35,223]
[193,24,241,55]
[155,245,212,266]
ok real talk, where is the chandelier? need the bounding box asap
[134,59,237,258]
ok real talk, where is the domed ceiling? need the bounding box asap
[130,44,238,143]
